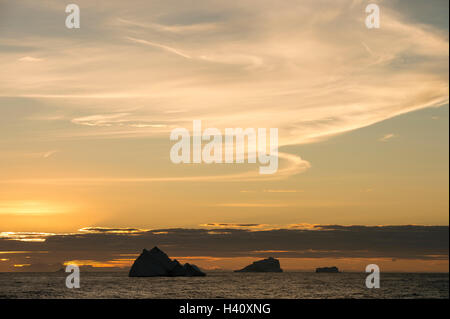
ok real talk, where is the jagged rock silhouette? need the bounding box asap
[129,246,206,277]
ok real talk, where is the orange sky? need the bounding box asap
[0,0,448,272]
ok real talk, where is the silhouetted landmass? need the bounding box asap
[316,266,340,273]
[235,257,283,272]
[129,246,206,277]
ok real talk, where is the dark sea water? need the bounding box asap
[0,272,448,299]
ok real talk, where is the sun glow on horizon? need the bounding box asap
[0,201,70,216]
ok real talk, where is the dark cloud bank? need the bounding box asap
[1,225,448,268]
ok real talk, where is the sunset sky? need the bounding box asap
[0,0,448,272]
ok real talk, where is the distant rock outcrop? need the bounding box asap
[235,257,283,273]
[315,266,340,273]
[129,247,206,277]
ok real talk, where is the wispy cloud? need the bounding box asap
[126,37,192,59]
[18,56,43,62]
[0,0,447,146]
[71,113,167,128]
[213,203,290,208]
[263,189,304,193]
[71,113,131,127]
[117,18,219,34]
[200,223,269,230]
[42,150,59,158]
[0,152,310,184]
[17,150,60,159]
[79,227,148,234]
[379,133,396,142]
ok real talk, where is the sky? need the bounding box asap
[0,0,448,272]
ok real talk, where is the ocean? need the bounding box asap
[0,272,448,299]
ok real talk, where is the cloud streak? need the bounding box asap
[126,36,192,59]
[0,152,310,184]
[379,133,396,142]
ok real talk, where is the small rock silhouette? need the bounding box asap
[235,257,283,272]
[315,266,340,273]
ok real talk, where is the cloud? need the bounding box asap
[0,0,447,147]
[379,133,396,142]
[18,56,42,62]
[213,203,290,208]
[42,150,59,158]
[0,232,54,242]
[16,150,60,159]
[263,189,303,193]
[71,113,131,127]
[240,189,303,193]
[71,113,167,128]
[79,227,148,234]
[287,223,319,230]
[1,152,311,184]
[200,223,268,229]
[116,18,219,34]
[126,36,192,59]
[0,225,447,267]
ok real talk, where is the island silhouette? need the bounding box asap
[234,257,283,272]
[315,266,340,273]
[129,247,205,277]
